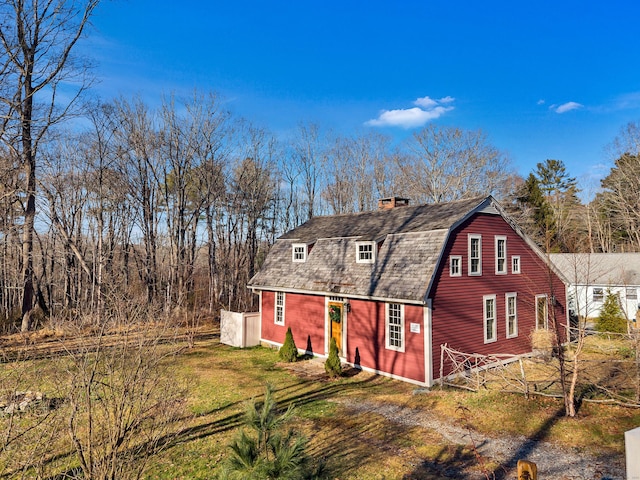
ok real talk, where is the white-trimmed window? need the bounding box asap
[592,287,604,303]
[356,241,376,264]
[512,256,521,274]
[506,292,518,338]
[292,244,307,262]
[535,294,548,330]
[483,295,497,343]
[468,235,482,276]
[627,288,638,301]
[385,303,404,352]
[495,236,507,274]
[275,292,285,325]
[450,256,462,277]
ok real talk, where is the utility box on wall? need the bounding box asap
[220,309,261,348]
[626,426,640,479]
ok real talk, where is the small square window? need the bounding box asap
[292,244,307,262]
[356,242,375,264]
[592,287,604,303]
[450,256,462,277]
[512,256,521,274]
[626,288,637,301]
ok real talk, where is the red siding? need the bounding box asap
[345,300,425,383]
[261,291,325,355]
[430,213,567,379]
[261,292,426,383]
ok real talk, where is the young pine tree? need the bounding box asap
[220,384,319,480]
[597,290,628,333]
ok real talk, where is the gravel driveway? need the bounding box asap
[335,398,626,480]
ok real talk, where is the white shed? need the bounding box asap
[220,310,261,348]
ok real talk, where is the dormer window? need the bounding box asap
[356,241,376,264]
[292,243,307,262]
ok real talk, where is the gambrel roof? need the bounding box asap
[249,196,528,303]
[549,253,640,287]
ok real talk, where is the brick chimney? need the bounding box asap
[378,197,410,210]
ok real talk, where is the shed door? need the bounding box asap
[328,302,343,355]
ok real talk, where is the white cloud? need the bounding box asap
[414,96,438,109]
[554,101,583,114]
[366,95,455,129]
[537,99,545,105]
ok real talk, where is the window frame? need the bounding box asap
[505,292,518,339]
[512,255,521,274]
[292,243,307,263]
[627,287,638,301]
[535,294,548,330]
[495,236,507,275]
[274,291,285,325]
[468,234,482,276]
[592,287,604,303]
[356,241,376,264]
[483,294,497,343]
[449,255,462,277]
[385,302,405,352]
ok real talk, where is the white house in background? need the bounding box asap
[549,253,640,321]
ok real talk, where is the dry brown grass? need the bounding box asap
[2,326,638,479]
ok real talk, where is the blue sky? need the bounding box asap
[86,0,640,191]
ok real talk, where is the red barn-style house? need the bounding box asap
[248,196,567,387]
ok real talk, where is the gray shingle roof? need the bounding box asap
[280,196,487,243]
[249,196,491,302]
[549,253,640,286]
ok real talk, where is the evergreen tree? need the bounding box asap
[597,290,628,333]
[534,159,582,251]
[220,385,320,479]
[324,337,342,377]
[517,173,556,249]
[279,327,298,362]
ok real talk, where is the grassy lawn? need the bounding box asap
[144,336,638,479]
[2,328,639,479]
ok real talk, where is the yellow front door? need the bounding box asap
[328,302,343,355]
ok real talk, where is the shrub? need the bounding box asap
[597,290,628,334]
[220,384,321,479]
[324,337,342,377]
[279,327,298,362]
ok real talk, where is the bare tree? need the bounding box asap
[290,123,325,220]
[599,153,640,251]
[397,125,512,204]
[323,132,390,214]
[158,92,230,307]
[112,97,162,304]
[65,304,187,480]
[0,0,100,331]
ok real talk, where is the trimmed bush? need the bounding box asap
[279,327,298,362]
[597,290,628,333]
[324,337,342,377]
